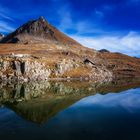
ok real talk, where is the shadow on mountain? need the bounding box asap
[1,78,140,124]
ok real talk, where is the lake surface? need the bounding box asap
[0,79,140,140]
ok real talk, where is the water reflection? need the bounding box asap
[0,78,140,140]
[0,78,140,124]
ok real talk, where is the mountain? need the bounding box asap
[0,16,140,82]
[0,16,82,47]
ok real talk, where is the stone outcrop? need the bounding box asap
[0,56,51,81]
[0,54,113,82]
[55,59,79,76]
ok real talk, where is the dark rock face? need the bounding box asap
[99,49,110,53]
[12,61,25,75]
[84,58,95,66]
[15,17,55,38]
[0,16,82,46]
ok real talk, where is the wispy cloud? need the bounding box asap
[0,21,15,32]
[71,31,140,57]
[56,1,140,57]
[0,4,14,21]
[57,3,106,35]
[94,9,104,18]
[0,13,14,22]
[0,4,15,33]
[57,4,73,31]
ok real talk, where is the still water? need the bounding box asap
[0,79,140,140]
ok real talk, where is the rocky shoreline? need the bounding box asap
[0,53,113,83]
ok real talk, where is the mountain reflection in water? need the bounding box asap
[0,78,140,140]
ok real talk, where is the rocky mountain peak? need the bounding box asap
[0,16,82,46]
[38,16,46,22]
[15,16,49,35]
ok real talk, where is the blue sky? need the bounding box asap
[0,0,140,56]
[73,88,140,112]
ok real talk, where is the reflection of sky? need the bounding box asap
[71,88,140,113]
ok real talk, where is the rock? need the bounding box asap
[13,61,22,75]
[55,59,79,76]
[0,16,82,48]
[0,54,113,82]
[98,49,110,53]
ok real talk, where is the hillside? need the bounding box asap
[0,17,140,82]
[97,51,140,78]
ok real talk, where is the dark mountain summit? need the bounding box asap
[0,16,82,47]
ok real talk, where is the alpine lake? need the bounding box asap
[0,78,140,140]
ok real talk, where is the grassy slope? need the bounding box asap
[0,43,140,78]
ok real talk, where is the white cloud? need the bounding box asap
[56,2,140,57]
[71,31,140,57]
[57,3,105,35]
[0,4,14,21]
[0,21,15,32]
[58,5,73,31]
